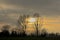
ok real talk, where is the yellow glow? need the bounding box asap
[25,17,60,33]
[25,17,42,25]
[25,17,37,24]
[28,18,36,23]
[25,17,41,34]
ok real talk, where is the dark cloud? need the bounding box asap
[0,0,54,7]
[0,13,19,25]
[0,0,60,16]
[0,0,60,24]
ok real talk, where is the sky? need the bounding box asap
[0,0,60,33]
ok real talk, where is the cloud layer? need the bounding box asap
[0,0,60,15]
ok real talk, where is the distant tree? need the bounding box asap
[0,25,10,36]
[56,33,60,36]
[1,29,9,36]
[41,29,47,37]
[2,25,10,31]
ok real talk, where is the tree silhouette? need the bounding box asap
[1,25,10,36]
[41,29,47,37]
[33,13,42,36]
[2,25,10,32]
[18,14,29,35]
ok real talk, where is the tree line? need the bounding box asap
[0,13,60,37]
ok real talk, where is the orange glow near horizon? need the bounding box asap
[0,16,60,33]
[24,16,60,33]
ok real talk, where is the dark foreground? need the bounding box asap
[0,30,60,40]
[0,36,60,40]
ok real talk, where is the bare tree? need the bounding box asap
[18,14,29,34]
[33,13,42,36]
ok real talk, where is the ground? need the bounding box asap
[0,37,60,40]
